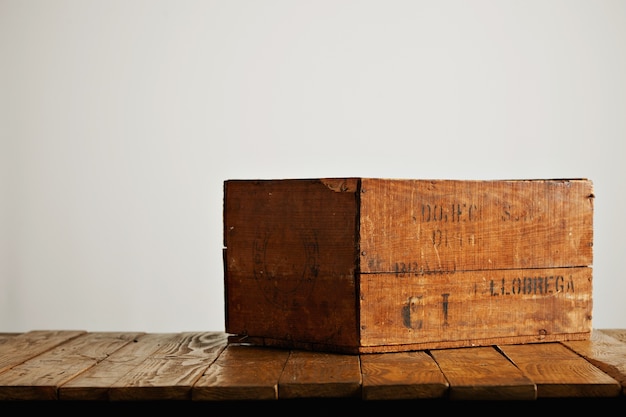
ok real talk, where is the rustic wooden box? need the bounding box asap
[223,178,593,353]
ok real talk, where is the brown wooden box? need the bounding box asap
[223,178,594,353]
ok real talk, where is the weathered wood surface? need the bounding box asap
[360,350,448,400]
[358,178,593,273]
[278,350,361,399]
[429,346,536,400]
[0,332,140,400]
[563,330,626,395]
[224,179,360,350]
[0,330,86,374]
[60,333,179,400]
[224,178,594,353]
[499,342,622,398]
[105,332,228,401]
[359,266,591,352]
[0,329,624,402]
[193,345,289,401]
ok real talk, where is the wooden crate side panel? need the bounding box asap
[225,270,359,348]
[224,179,360,347]
[359,179,594,274]
[359,267,592,349]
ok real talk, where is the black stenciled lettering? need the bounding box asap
[441,293,449,326]
[402,295,424,329]
[451,203,479,222]
[502,203,512,221]
[490,275,575,296]
[431,229,443,247]
[422,204,430,222]
[437,205,445,221]
[421,203,480,223]
[512,277,521,295]
[501,203,536,222]
[395,262,407,278]
[536,276,545,294]
[523,277,533,294]
[467,204,478,222]
[421,204,445,222]
[394,260,457,277]
[395,261,423,277]
[490,279,498,296]
[556,275,564,292]
[452,204,461,222]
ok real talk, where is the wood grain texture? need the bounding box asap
[193,344,290,401]
[563,329,626,395]
[499,342,621,398]
[278,350,361,399]
[0,332,140,400]
[359,178,593,273]
[224,179,360,349]
[430,346,536,400]
[59,333,176,400]
[0,334,18,346]
[224,178,594,353]
[359,267,591,350]
[106,332,227,401]
[0,330,86,374]
[599,329,626,343]
[0,331,624,402]
[360,351,448,400]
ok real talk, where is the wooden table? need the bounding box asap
[1,329,625,410]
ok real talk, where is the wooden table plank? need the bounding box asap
[430,346,537,400]
[107,332,227,401]
[360,350,448,400]
[193,344,290,401]
[0,330,86,375]
[59,333,176,400]
[278,350,361,399]
[0,332,141,400]
[0,334,19,346]
[562,329,626,395]
[500,342,622,398]
[599,329,626,344]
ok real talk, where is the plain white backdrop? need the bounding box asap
[1,1,625,333]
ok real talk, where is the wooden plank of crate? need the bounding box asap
[0,332,141,400]
[499,342,622,398]
[278,350,361,399]
[360,350,449,400]
[562,329,626,395]
[107,332,227,401]
[59,333,177,400]
[429,346,536,400]
[359,178,593,273]
[192,344,290,401]
[0,330,86,374]
[359,268,591,352]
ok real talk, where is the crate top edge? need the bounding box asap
[223,177,591,183]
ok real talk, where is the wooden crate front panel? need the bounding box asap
[359,178,593,274]
[359,267,592,349]
[223,179,360,347]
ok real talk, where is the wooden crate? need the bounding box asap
[223,178,594,353]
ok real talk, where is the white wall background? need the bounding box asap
[1,0,625,333]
